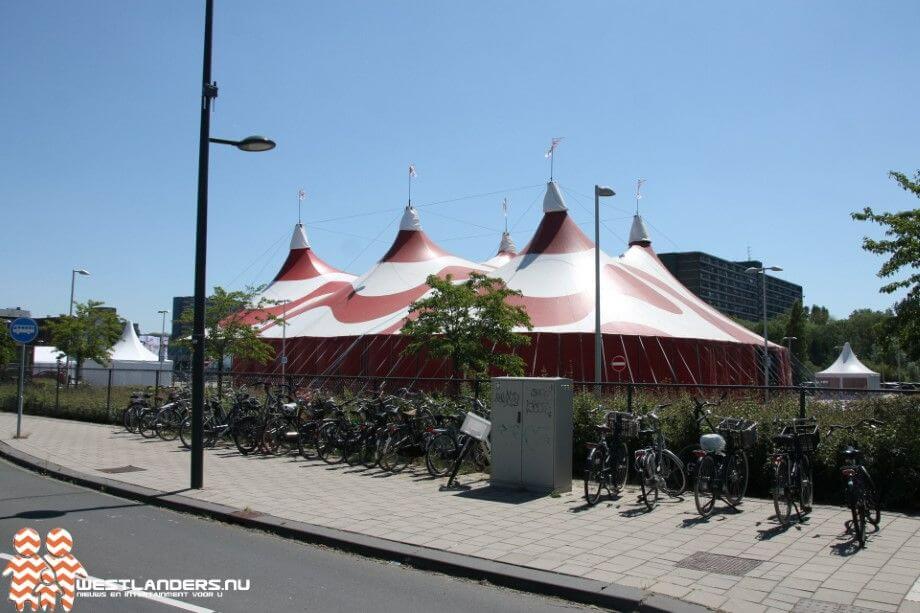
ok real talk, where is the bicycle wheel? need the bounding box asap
[677,444,699,491]
[773,457,792,525]
[723,450,749,507]
[317,422,346,464]
[344,430,367,467]
[203,416,220,448]
[123,406,139,433]
[139,411,158,439]
[470,440,490,471]
[379,433,411,473]
[362,430,386,468]
[297,422,319,460]
[155,409,181,442]
[584,446,607,506]
[640,452,659,511]
[612,442,629,493]
[694,455,717,516]
[862,469,881,527]
[232,415,261,455]
[853,494,867,548]
[798,455,814,512]
[659,449,686,497]
[265,416,297,456]
[178,417,192,449]
[426,433,458,477]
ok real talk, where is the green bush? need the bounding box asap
[571,391,920,511]
[0,379,132,425]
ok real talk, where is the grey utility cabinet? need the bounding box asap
[490,377,573,494]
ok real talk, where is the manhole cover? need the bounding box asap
[676,551,763,576]
[793,599,887,613]
[97,465,146,474]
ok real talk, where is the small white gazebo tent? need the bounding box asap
[84,321,173,387]
[815,342,880,390]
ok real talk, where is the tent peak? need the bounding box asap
[498,231,516,255]
[399,205,422,231]
[290,222,310,250]
[543,181,567,213]
[628,214,652,246]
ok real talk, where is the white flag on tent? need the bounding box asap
[544,137,563,159]
[636,178,646,199]
[298,189,306,202]
[408,164,418,178]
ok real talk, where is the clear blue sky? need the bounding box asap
[2,1,918,333]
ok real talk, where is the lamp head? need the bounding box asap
[73,268,90,276]
[236,136,276,152]
[595,185,616,197]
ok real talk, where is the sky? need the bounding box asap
[1,1,918,333]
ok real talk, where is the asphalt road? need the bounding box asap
[0,459,594,613]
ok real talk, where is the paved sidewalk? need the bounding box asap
[3,413,920,613]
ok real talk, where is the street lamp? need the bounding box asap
[65,268,90,386]
[69,269,90,317]
[157,310,169,362]
[190,0,275,490]
[746,265,783,400]
[782,336,797,351]
[594,185,616,395]
[278,299,291,380]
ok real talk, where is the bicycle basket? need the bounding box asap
[781,418,819,453]
[717,417,758,451]
[605,411,640,439]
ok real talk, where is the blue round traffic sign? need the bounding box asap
[9,317,39,344]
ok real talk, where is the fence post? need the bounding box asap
[154,369,160,409]
[799,386,806,419]
[106,369,113,415]
[627,383,634,413]
[55,360,61,413]
[473,378,481,402]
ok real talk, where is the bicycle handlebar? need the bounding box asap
[825,418,885,437]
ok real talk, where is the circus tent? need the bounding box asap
[240,222,356,330]
[243,183,789,384]
[262,205,490,376]
[815,342,880,390]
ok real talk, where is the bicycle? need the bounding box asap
[771,416,818,526]
[634,405,686,510]
[425,396,490,478]
[583,408,640,505]
[826,418,884,548]
[692,408,757,517]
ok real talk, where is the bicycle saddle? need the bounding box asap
[401,408,418,417]
[595,424,611,433]
[841,445,862,460]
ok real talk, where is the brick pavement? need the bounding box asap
[3,413,919,613]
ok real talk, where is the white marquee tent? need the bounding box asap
[815,342,880,390]
[84,321,173,387]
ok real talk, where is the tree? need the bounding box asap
[173,286,276,394]
[784,300,807,364]
[401,272,533,379]
[47,300,123,383]
[0,323,16,366]
[852,170,920,360]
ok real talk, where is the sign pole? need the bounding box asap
[16,343,25,438]
[9,317,39,438]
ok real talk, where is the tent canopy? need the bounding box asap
[817,342,879,377]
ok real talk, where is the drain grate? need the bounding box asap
[793,599,887,613]
[97,465,146,474]
[676,551,763,576]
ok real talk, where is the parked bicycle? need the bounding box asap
[634,404,686,510]
[425,396,490,478]
[692,407,757,517]
[826,418,884,548]
[771,416,818,526]
[583,408,641,505]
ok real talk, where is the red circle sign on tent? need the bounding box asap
[610,356,627,372]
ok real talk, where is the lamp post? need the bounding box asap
[746,265,783,401]
[65,268,90,386]
[782,336,797,352]
[190,0,276,490]
[157,310,169,362]
[279,299,290,380]
[594,185,616,396]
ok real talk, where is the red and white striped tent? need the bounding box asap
[243,184,788,384]
[240,223,356,329]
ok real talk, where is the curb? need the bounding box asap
[0,440,708,613]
